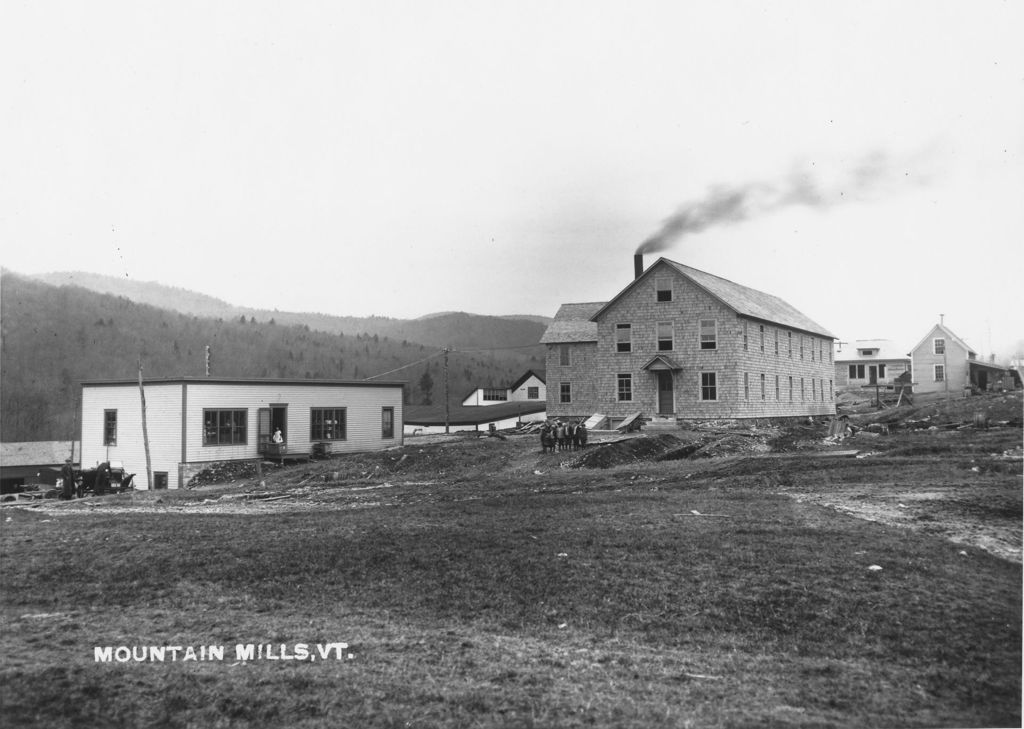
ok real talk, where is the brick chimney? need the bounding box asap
[634,254,643,279]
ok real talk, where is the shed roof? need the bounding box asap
[590,258,835,338]
[539,303,605,344]
[405,400,546,426]
[1,441,80,467]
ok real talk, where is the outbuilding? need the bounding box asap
[79,377,404,489]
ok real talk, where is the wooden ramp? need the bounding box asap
[616,412,643,432]
[583,413,607,430]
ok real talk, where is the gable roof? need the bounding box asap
[539,302,605,344]
[834,339,911,362]
[509,369,546,390]
[910,323,976,357]
[591,258,835,338]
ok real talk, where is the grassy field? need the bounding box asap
[1,403,1021,727]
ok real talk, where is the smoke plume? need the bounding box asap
[636,151,916,255]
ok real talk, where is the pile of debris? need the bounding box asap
[566,434,684,469]
[187,461,260,488]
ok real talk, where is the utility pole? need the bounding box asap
[444,346,450,434]
[69,391,79,465]
[138,357,153,490]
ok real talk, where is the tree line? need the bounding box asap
[0,272,544,441]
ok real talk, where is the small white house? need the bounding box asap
[834,339,910,391]
[80,377,404,490]
[461,370,546,406]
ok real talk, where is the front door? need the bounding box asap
[271,406,287,441]
[657,371,674,414]
[868,366,878,385]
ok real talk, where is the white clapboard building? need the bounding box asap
[80,377,404,490]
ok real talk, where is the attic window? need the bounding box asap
[656,278,672,302]
[859,349,876,356]
[934,338,945,355]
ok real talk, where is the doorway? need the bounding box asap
[257,405,288,453]
[868,366,878,385]
[657,371,674,414]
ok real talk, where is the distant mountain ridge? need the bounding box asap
[30,271,552,349]
[1,271,548,442]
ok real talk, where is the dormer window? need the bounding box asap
[858,349,877,356]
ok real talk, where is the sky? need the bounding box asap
[2,1,1022,359]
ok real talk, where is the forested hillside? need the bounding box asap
[31,271,551,348]
[1,272,545,442]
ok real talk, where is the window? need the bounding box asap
[743,322,748,351]
[560,382,571,403]
[483,388,507,401]
[559,345,570,366]
[759,325,765,352]
[800,336,804,360]
[760,373,766,400]
[203,409,247,445]
[829,380,833,400]
[820,379,825,402]
[527,386,539,399]
[617,374,633,401]
[878,364,886,378]
[934,364,945,382]
[657,322,673,351]
[789,376,793,402]
[774,329,779,356]
[744,372,750,400]
[700,372,718,401]
[616,324,632,353]
[103,410,117,446]
[788,331,793,358]
[819,340,823,361]
[311,408,346,441]
[934,338,945,355]
[656,277,672,302]
[801,378,805,401]
[849,364,865,380]
[810,338,815,361]
[153,472,169,490]
[382,407,394,439]
[812,379,817,400]
[700,320,717,350]
[775,375,780,400]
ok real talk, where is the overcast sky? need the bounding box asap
[3,1,1022,357]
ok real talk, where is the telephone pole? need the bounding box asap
[444,346,450,434]
[138,357,153,489]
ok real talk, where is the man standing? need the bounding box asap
[60,458,76,500]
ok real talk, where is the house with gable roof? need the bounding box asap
[461,369,546,406]
[541,256,837,425]
[909,322,1013,395]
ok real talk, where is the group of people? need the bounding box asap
[59,459,114,499]
[540,420,587,453]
